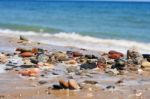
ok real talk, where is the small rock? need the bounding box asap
[111,59,126,70]
[37,54,49,63]
[68,79,80,90]
[108,50,124,59]
[20,52,34,57]
[59,79,69,88]
[83,80,98,84]
[0,53,8,64]
[72,51,83,57]
[52,52,68,61]
[80,63,97,70]
[97,57,106,69]
[67,66,79,73]
[20,35,28,41]
[38,80,48,85]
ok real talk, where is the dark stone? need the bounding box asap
[30,58,39,64]
[52,85,63,90]
[80,63,97,70]
[111,59,126,70]
[85,54,98,59]
[83,80,98,84]
[143,54,150,62]
[106,85,115,89]
[38,80,48,85]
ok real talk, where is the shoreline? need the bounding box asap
[0,35,150,99]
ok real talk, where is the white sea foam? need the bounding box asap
[0,29,150,53]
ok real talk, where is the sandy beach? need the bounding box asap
[0,35,150,99]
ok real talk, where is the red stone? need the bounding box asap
[108,50,124,57]
[72,51,83,57]
[20,52,33,57]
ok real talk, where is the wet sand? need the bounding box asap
[0,35,150,99]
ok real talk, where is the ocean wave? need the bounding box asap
[0,29,150,53]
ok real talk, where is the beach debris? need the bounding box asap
[108,50,124,59]
[19,68,40,76]
[20,35,28,41]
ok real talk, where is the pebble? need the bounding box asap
[68,79,80,90]
[80,63,97,70]
[20,52,34,57]
[59,79,69,88]
[108,50,124,59]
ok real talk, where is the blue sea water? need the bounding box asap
[0,0,150,52]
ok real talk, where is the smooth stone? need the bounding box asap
[111,59,126,70]
[52,52,68,61]
[97,57,106,69]
[68,79,80,90]
[80,63,97,70]
[83,80,98,84]
[59,79,69,88]
[37,54,49,63]
[72,51,83,57]
[67,66,79,73]
[0,53,8,64]
[38,80,48,85]
[85,54,98,59]
[141,61,150,67]
[20,52,34,57]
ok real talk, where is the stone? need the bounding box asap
[20,35,28,41]
[72,51,83,57]
[85,54,98,59]
[97,57,106,69]
[143,54,150,62]
[80,63,97,70]
[38,80,48,85]
[0,53,8,64]
[83,80,98,84]
[141,61,150,71]
[105,68,119,75]
[20,52,34,57]
[52,52,68,61]
[108,50,124,59]
[19,68,40,76]
[68,79,80,89]
[65,59,77,65]
[37,54,49,63]
[16,48,32,53]
[59,79,69,88]
[111,59,126,70]
[67,66,79,73]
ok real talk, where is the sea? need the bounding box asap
[0,0,150,53]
